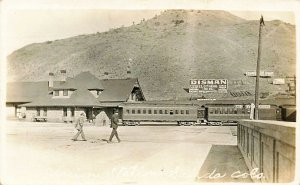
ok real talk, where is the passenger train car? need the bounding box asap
[120,102,200,126]
[203,103,280,125]
[119,99,295,126]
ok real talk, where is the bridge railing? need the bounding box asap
[237,120,296,183]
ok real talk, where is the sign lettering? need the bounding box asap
[189,79,228,93]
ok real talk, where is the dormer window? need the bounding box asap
[88,89,102,98]
[63,90,68,96]
[54,90,59,96]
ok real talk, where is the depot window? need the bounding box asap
[186,110,189,114]
[165,110,169,114]
[137,109,141,114]
[71,108,75,116]
[126,109,130,114]
[143,109,146,114]
[63,107,67,117]
[54,90,59,96]
[132,109,135,114]
[148,109,152,114]
[63,90,68,96]
[37,108,40,116]
[154,110,157,114]
[43,108,47,116]
[159,110,163,114]
[181,110,184,114]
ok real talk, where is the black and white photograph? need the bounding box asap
[0,0,299,185]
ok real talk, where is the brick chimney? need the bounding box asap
[60,70,66,82]
[48,72,54,88]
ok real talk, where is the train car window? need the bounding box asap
[126,109,130,114]
[234,108,238,114]
[159,110,163,114]
[224,107,228,114]
[186,110,189,114]
[219,108,223,114]
[137,109,141,114]
[154,110,157,114]
[170,110,174,115]
[132,109,135,114]
[165,110,168,114]
[181,110,184,114]
[215,108,218,114]
[175,110,179,114]
[148,109,152,114]
[241,108,245,114]
[143,109,146,114]
[246,108,250,113]
[210,108,214,114]
[228,108,233,114]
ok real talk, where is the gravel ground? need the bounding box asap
[1,120,237,185]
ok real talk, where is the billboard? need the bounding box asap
[189,79,228,93]
[245,71,274,77]
[273,78,285,85]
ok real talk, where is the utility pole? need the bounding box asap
[286,75,296,104]
[254,15,265,120]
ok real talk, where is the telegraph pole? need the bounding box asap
[286,75,296,104]
[254,15,265,120]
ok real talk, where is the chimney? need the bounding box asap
[127,58,132,79]
[48,72,54,88]
[60,70,66,82]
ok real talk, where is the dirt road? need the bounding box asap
[1,121,237,185]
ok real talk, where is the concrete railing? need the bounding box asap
[237,120,296,183]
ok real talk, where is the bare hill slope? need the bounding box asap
[7,10,296,100]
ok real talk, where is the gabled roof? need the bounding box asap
[7,72,145,107]
[98,78,143,102]
[21,89,100,107]
[6,82,49,103]
[54,71,104,90]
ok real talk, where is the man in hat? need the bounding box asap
[72,112,87,141]
[107,109,121,143]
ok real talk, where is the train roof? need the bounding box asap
[120,98,295,107]
[120,101,199,107]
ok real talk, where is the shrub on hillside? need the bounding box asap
[173,20,184,26]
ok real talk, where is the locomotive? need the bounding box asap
[119,99,296,126]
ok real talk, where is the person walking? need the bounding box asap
[107,109,121,143]
[72,113,87,141]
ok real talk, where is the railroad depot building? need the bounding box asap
[6,71,145,124]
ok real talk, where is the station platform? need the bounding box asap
[196,145,252,183]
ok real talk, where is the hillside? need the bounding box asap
[7,10,296,100]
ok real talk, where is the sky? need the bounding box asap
[2,9,296,55]
[1,0,299,55]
